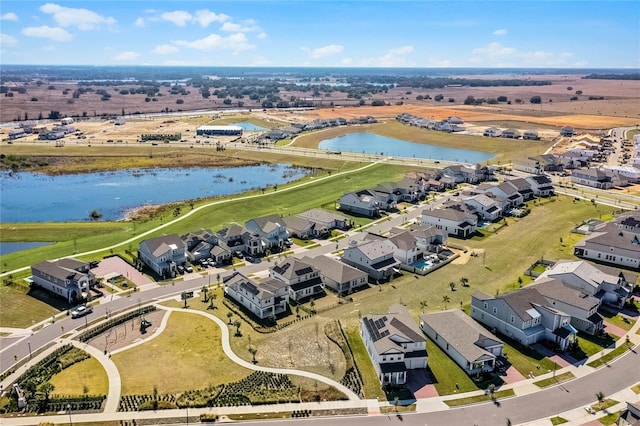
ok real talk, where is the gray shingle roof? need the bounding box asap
[300,255,367,284]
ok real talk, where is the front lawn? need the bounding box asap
[533,371,575,388]
[425,338,477,395]
[499,336,559,377]
[599,308,636,331]
[587,346,629,368]
[344,326,385,400]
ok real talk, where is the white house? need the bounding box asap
[464,194,503,221]
[245,214,289,253]
[338,190,380,217]
[224,272,289,319]
[342,239,400,281]
[361,304,428,385]
[138,234,187,278]
[270,257,324,301]
[420,310,504,376]
[419,208,478,238]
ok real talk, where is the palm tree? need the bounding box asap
[227,312,233,324]
[208,293,216,310]
[394,396,400,413]
[201,286,208,303]
[442,295,451,309]
[248,346,258,364]
[596,391,605,409]
[449,282,456,291]
[152,385,158,410]
[419,301,428,313]
[233,320,241,336]
[310,299,316,313]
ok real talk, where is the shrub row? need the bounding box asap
[78,305,156,342]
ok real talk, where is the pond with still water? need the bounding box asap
[318,132,494,163]
[1,164,309,223]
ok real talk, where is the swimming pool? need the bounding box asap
[411,257,434,271]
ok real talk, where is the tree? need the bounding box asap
[90,209,102,221]
[233,320,241,336]
[449,282,456,291]
[442,295,451,309]
[310,299,316,313]
[153,385,159,410]
[419,301,428,313]
[248,346,258,363]
[201,286,208,302]
[575,90,583,95]
[530,95,542,104]
[596,391,605,408]
[497,95,508,102]
[208,293,216,310]
[227,312,233,324]
[464,95,476,105]
[83,384,90,399]
[48,110,61,120]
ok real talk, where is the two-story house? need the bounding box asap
[245,214,289,253]
[338,190,380,217]
[270,258,325,302]
[471,288,576,351]
[361,304,427,385]
[525,175,555,197]
[31,258,95,304]
[216,225,246,253]
[223,272,289,319]
[181,229,217,262]
[138,234,187,278]
[300,255,368,295]
[342,239,400,281]
[419,208,478,238]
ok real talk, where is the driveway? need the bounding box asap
[92,256,153,287]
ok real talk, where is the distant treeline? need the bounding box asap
[582,73,640,80]
[345,76,553,88]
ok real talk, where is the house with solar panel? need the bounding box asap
[360,304,428,386]
[223,271,289,320]
[269,257,325,302]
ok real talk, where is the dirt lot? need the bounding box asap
[86,308,168,353]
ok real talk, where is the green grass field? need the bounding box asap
[112,310,251,395]
[49,356,109,396]
[425,338,477,395]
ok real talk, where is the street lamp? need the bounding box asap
[67,403,72,426]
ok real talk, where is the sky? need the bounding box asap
[1,1,639,68]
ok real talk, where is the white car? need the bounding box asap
[71,305,93,319]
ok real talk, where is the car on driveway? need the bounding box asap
[71,305,93,319]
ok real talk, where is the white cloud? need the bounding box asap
[154,44,179,55]
[134,17,145,27]
[1,33,18,46]
[427,57,452,67]
[161,10,192,26]
[493,29,508,36]
[220,21,260,33]
[470,42,579,66]
[251,55,272,66]
[113,51,140,61]
[173,32,254,52]
[40,3,116,30]
[194,9,229,27]
[378,45,415,66]
[310,44,344,59]
[341,57,353,65]
[42,45,56,51]
[257,32,267,39]
[1,12,19,21]
[22,26,72,42]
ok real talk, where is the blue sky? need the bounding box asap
[1,1,638,68]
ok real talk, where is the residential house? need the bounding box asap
[245,214,289,253]
[537,260,634,309]
[531,278,603,335]
[525,175,555,197]
[571,168,619,189]
[513,155,563,175]
[505,178,535,201]
[464,194,503,221]
[216,225,246,253]
[360,304,428,385]
[447,116,464,124]
[270,257,325,302]
[443,164,481,184]
[574,221,640,269]
[181,229,217,262]
[420,208,478,238]
[603,166,640,183]
[434,120,453,132]
[210,245,232,265]
[471,288,576,351]
[282,216,315,240]
[31,258,95,304]
[138,234,187,278]
[618,402,640,426]
[385,231,420,265]
[300,255,368,295]
[523,129,540,140]
[296,208,350,236]
[420,310,504,375]
[483,127,502,137]
[480,181,524,208]
[338,190,380,217]
[342,239,400,281]
[406,224,448,252]
[501,128,521,139]
[561,126,575,137]
[223,272,289,319]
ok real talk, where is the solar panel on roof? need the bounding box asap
[381,330,390,337]
[296,267,314,276]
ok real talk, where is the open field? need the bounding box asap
[112,310,251,395]
[49,356,109,396]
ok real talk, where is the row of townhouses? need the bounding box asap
[262,116,377,143]
[396,113,465,133]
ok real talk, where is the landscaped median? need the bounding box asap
[533,371,576,388]
[587,345,630,368]
[444,388,515,407]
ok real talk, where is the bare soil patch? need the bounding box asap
[85,309,168,353]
